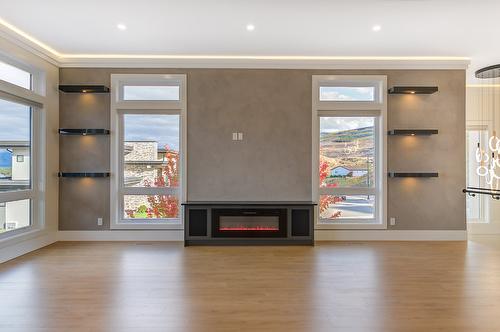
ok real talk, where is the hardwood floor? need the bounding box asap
[1,237,500,331]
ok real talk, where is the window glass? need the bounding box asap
[466,129,487,223]
[123,195,179,219]
[123,114,180,188]
[320,117,375,188]
[319,195,374,220]
[319,86,375,101]
[0,61,31,90]
[0,199,30,233]
[0,99,31,192]
[123,85,180,101]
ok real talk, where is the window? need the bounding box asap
[111,74,186,229]
[466,127,488,223]
[0,61,32,90]
[122,114,180,220]
[0,55,43,239]
[313,76,387,229]
[123,85,180,101]
[0,97,39,236]
[319,86,375,101]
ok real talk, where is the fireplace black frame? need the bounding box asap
[211,208,287,238]
[182,201,316,246]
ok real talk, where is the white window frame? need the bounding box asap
[110,74,187,229]
[0,54,45,240]
[465,124,490,224]
[312,75,387,229]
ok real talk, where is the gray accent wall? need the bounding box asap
[59,68,465,231]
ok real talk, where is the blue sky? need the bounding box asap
[0,99,30,141]
[124,114,180,151]
[320,86,375,101]
[0,150,11,167]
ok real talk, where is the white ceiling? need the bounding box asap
[0,0,499,78]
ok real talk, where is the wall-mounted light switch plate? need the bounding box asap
[389,217,396,226]
[97,217,103,226]
[232,132,238,141]
[238,132,243,140]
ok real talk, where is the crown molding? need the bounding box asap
[58,56,470,69]
[0,19,61,66]
[0,19,470,70]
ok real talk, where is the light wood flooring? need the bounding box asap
[1,236,500,331]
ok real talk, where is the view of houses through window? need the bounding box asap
[0,98,32,234]
[122,114,180,221]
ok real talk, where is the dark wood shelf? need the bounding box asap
[59,129,110,135]
[58,172,110,178]
[59,85,110,93]
[388,129,438,136]
[388,172,438,178]
[388,86,438,94]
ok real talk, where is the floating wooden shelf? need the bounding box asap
[388,129,438,136]
[388,86,438,94]
[58,172,110,178]
[59,129,110,135]
[59,85,110,93]
[388,172,438,178]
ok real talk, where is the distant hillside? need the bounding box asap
[320,126,373,143]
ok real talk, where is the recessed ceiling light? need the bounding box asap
[117,23,127,31]
[372,25,381,32]
[246,24,255,31]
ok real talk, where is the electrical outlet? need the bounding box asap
[238,132,243,140]
[232,132,238,141]
[97,217,103,226]
[389,217,396,226]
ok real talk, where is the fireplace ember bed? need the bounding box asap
[182,202,315,245]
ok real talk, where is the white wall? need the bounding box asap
[5,199,29,229]
[0,34,59,262]
[11,147,29,180]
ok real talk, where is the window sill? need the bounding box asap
[0,227,51,249]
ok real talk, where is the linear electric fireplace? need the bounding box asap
[212,209,287,237]
[183,202,315,245]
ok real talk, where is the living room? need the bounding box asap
[0,1,499,331]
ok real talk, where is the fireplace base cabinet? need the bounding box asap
[183,202,316,246]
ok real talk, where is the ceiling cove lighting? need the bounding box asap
[0,17,472,63]
[117,23,127,31]
[372,25,382,32]
[246,24,255,31]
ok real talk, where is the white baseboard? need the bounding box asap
[0,232,57,263]
[467,223,500,235]
[57,230,466,242]
[314,230,467,241]
[58,230,184,241]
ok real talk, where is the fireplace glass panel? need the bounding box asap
[219,216,280,231]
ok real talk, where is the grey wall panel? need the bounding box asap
[58,68,465,231]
